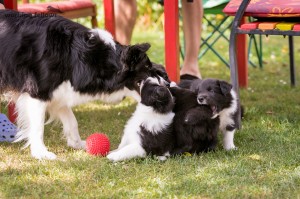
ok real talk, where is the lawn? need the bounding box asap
[1,17,300,199]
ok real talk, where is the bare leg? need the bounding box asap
[57,107,86,150]
[114,0,137,45]
[180,0,203,78]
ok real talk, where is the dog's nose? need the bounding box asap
[198,97,205,103]
[197,95,207,103]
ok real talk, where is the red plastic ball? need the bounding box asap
[86,133,110,156]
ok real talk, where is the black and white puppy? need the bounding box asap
[169,85,219,154]
[0,10,161,159]
[107,77,175,162]
[179,78,239,150]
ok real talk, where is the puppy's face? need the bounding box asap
[121,47,170,101]
[191,78,233,116]
[140,77,174,113]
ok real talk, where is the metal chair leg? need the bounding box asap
[288,36,296,87]
[229,30,241,129]
[229,0,251,129]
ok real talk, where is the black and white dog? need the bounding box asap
[0,10,162,159]
[169,85,219,154]
[179,78,239,150]
[107,77,175,162]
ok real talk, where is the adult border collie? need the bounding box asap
[0,10,163,160]
[179,78,239,150]
[107,77,174,162]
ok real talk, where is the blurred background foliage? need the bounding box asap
[136,0,164,31]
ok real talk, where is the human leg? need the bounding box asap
[114,0,137,45]
[180,0,203,78]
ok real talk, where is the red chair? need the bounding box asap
[11,0,98,27]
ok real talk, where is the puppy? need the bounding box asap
[0,10,162,159]
[179,78,239,150]
[169,85,220,154]
[107,77,175,162]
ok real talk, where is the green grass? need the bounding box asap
[1,28,300,198]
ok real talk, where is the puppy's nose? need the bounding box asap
[198,97,205,103]
[197,95,207,103]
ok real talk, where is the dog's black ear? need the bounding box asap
[121,43,151,71]
[135,43,151,53]
[218,80,232,96]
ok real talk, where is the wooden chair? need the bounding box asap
[224,0,300,128]
[13,0,98,28]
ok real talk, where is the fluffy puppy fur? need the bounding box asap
[179,78,239,150]
[169,86,219,154]
[0,10,162,159]
[107,77,175,162]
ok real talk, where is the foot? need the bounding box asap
[180,74,200,80]
[107,151,123,162]
[31,145,57,160]
[223,143,238,151]
[157,156,167,161]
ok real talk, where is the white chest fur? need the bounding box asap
[48,81,140,111]
[122,103,174,145]
[219,89,238,130]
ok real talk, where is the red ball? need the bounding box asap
[86,133,110,156]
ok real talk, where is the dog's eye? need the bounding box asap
[136,81,142,87]
[207,88,214,93]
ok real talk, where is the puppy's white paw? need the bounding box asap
[170,82,177,87]
[224,144,237,151]
[107,152,123,162]
[31,148,57,160]
[68,139,86,150]
[157,156,167,161]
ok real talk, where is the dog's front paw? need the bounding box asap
[68,139,86,150]
[31,147,57,160]
[223,144,237,151]
[107,151,123,162]
[157,156,167,161]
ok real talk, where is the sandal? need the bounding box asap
[0,113,17,142]
[180,74,200,80]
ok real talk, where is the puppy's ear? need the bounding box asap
[218,80,232,96]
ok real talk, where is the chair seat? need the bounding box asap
[223,0,300,17]
[18,0,95,14]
